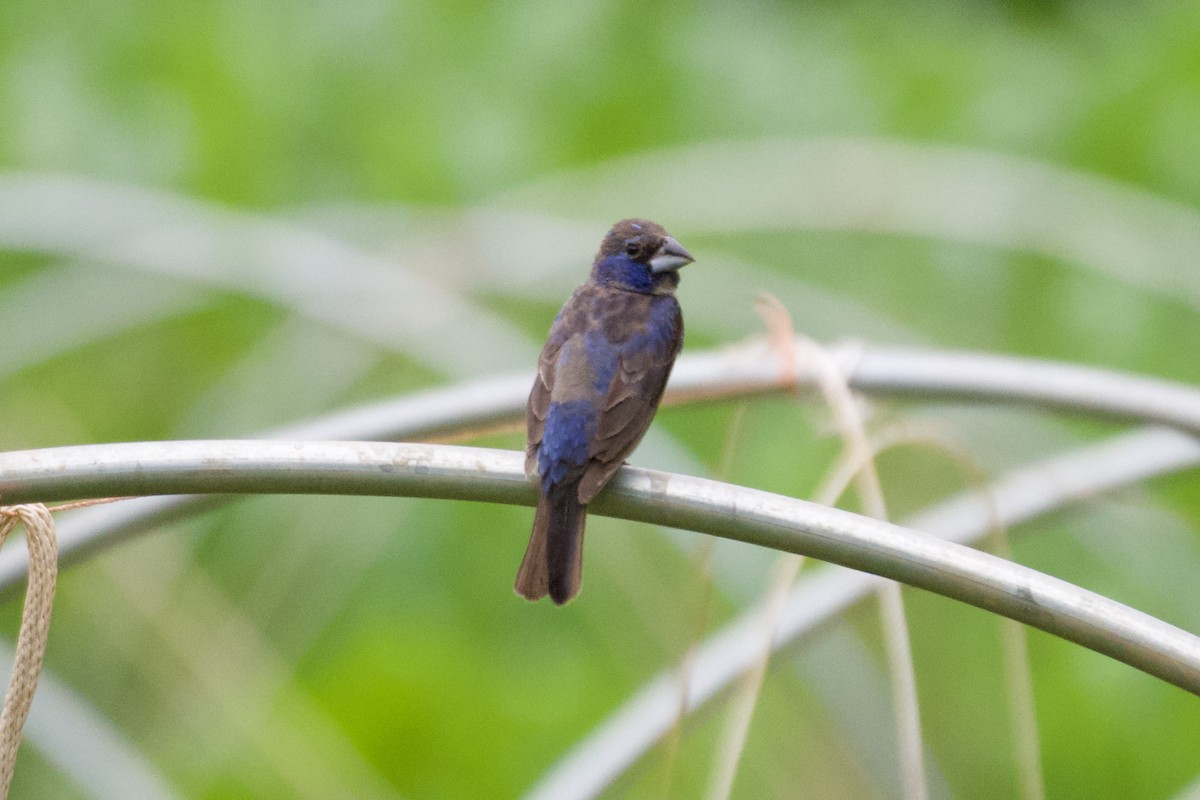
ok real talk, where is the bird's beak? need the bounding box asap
[649,236,695,273]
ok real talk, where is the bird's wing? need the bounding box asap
[525,339,561,476]
[525,289,588,476]
[577,296,683,503]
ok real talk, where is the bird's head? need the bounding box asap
[592,218,694,294]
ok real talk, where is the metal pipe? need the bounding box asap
[0,438,1197,698]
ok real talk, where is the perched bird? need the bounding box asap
[516,219,694,605]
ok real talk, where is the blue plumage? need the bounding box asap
[516,219,694,605]
[583,330,619,393]
[538,400,598,490]
[594,253,655,292]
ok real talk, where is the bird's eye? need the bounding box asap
[624,240,640,257]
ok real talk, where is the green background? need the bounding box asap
[1,1,1199,797]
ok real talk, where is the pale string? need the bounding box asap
[658,403,747,799]
[706,296,928,800]
[0,504,58,799]
[821,421,1045,799]
[788,314,928,800]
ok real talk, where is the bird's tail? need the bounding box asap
[515,485,587,605]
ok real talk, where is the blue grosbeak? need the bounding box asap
[516,219,694,604]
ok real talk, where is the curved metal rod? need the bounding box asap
[0,438,1198,699]
[273,339,1200,441]
[523,424,1200,800]
[2,339,1199,592]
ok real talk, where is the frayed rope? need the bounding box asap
[0,504,57,799]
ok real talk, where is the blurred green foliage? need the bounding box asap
[2,0,1200,798]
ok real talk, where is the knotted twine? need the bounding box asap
[0,504,57,798]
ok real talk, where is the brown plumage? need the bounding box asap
[515,219,694,604]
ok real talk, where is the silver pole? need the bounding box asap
[0,438,1197,697]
